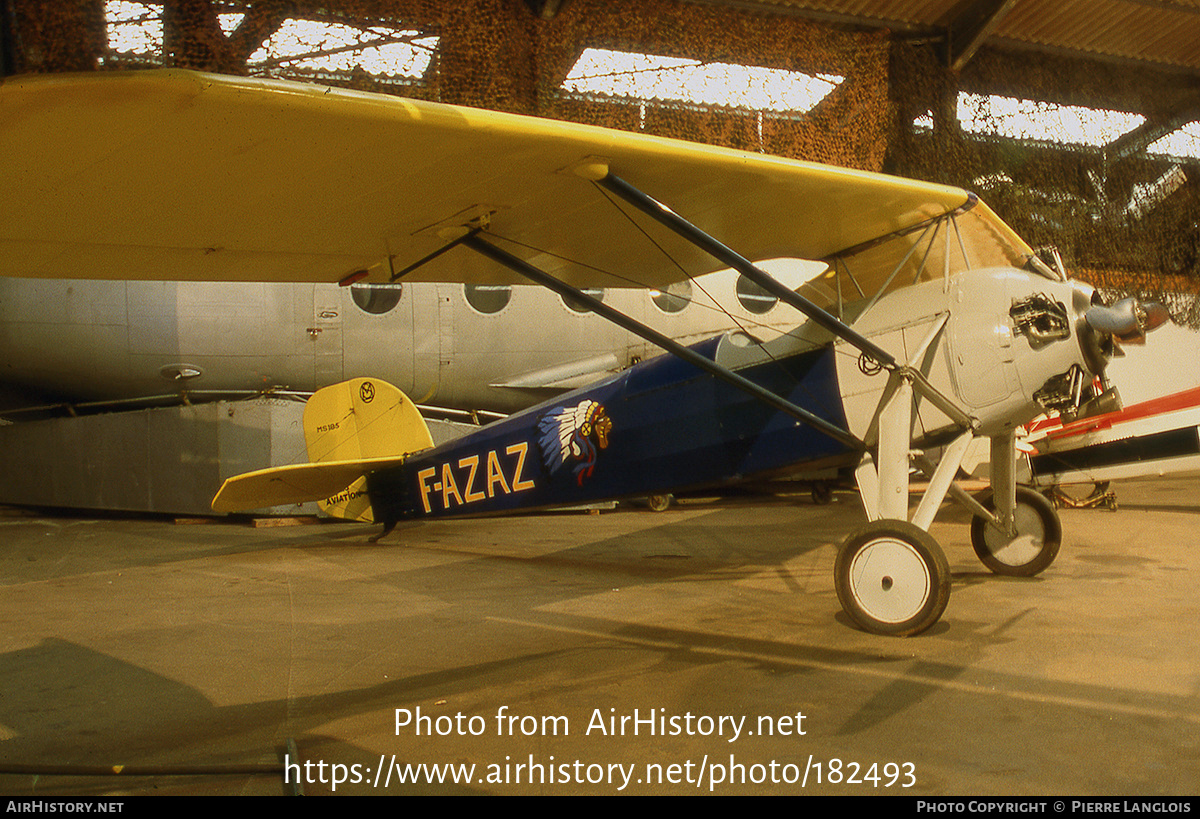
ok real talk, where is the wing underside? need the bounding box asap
[1,70,1031,296]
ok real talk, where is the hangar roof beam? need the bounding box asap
[943,0,1019,72]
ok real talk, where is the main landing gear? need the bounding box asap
[838,388,1063,636]
[835,520,951,637]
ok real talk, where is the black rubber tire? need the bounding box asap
[835,520,951,637]
[970,486,1062,577]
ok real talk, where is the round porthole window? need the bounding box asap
[464,283,513,314]
[562,287,605,313]
[735,274,777,314]
[651,280,692,314]
[350,283,403,315]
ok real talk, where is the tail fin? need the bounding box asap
[212,379,431,518]
[304,378,433,522]
[304,378,433,462]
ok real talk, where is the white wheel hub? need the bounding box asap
[984,505,1045,567]
[847,537,932,625]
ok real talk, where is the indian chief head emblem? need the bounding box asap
[537,400,612,486]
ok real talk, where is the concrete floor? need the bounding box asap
[0,478,1197,795]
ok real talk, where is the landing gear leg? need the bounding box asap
[810,480,833,505]
[1046,481,1116,511]
[838,373,959,636]
[969,433,1062,576]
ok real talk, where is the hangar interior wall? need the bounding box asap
[0,398,313,515]
[0,399,474,516]
[7,0,1200,319]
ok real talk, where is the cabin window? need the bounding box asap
[350,283,403,314]
[562,288,605,313]
[464,283,512,314]
[735,275,777,314]
[651,281,692,313]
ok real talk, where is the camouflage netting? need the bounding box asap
[888,41,1200,327]
[8,0,1200,323]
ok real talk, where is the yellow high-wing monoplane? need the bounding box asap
[1,69,1163,634]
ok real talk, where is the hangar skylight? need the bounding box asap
[103,1,436,80]
[1147,124,1200,160]
[104,0,164,57]
[915,93,1145,148]
[245,18,436,79]
[561,48,842,115]
[916,91,1200,159]
[958,93,1145,147]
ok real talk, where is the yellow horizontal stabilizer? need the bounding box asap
[211,456,406,514]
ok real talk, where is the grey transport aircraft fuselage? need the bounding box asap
[0,265,812,415]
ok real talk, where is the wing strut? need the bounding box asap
[597,172,975,433]
[389,229,482,281]
[598,173,898,368]
[460,233,861,450]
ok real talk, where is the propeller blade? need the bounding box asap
[1085,297,1170,342]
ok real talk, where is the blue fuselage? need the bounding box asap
[367,337,854,523]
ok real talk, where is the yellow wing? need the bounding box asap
[0,69,1029,292]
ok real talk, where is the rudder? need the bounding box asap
[303,378,433,521]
